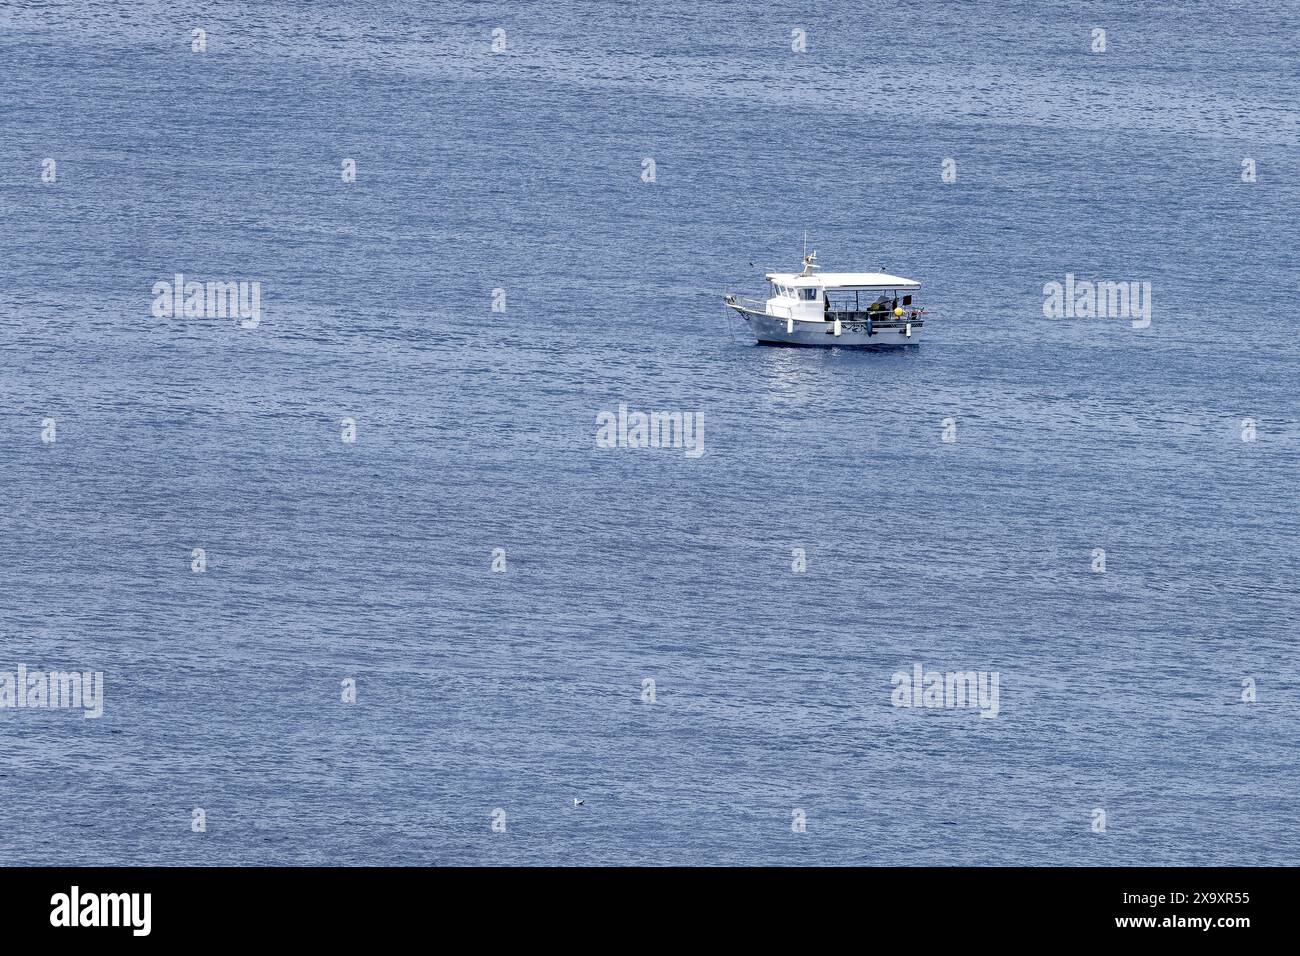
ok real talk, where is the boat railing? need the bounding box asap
[726,296,925,326]
[726,295,770,313]
[828,310,924,326]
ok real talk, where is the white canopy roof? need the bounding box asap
[766,271,920,290]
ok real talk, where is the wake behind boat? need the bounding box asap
[725,251,927,347]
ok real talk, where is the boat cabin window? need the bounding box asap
[798,288,818,301]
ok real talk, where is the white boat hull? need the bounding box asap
[729,306,923,347]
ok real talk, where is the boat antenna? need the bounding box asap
[798,230,820,275]
[800,249,818,276]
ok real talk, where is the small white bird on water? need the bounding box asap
[573,798,584,807]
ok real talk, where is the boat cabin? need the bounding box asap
[764,270,922,323]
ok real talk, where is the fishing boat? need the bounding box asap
[725,251,926,346]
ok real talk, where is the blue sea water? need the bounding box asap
[1,0,1297,866]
